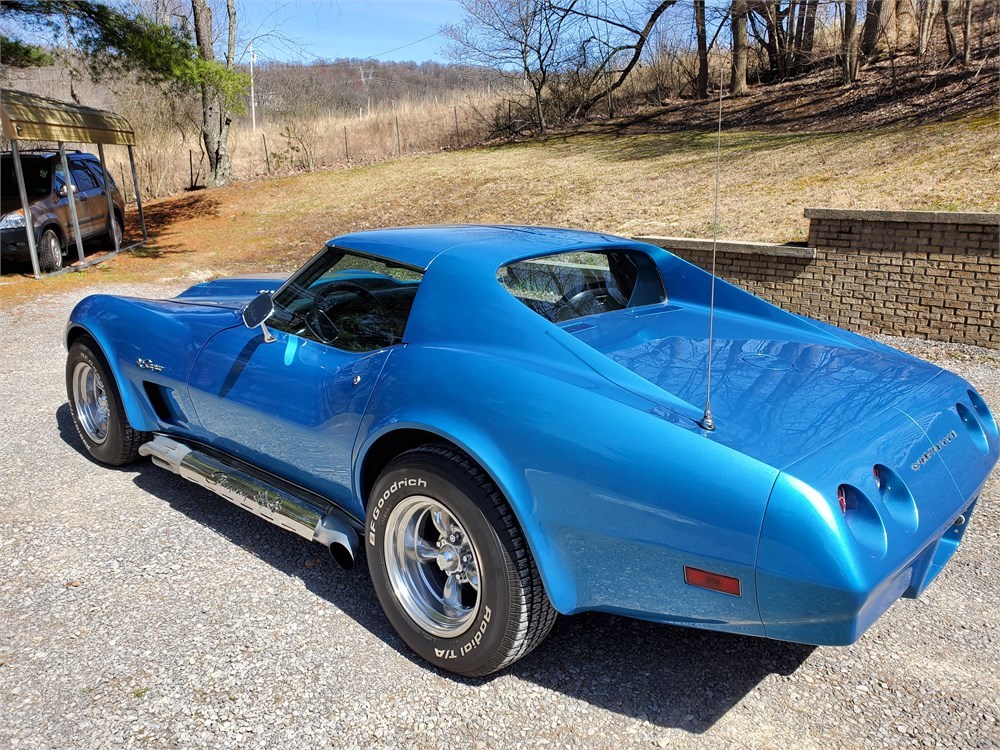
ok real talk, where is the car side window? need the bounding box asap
[498,250,666,323]
[270,247,423,352]
[69,162,99,192]
[81,160,112,189]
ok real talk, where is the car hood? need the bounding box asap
[172,274,288,310]
[564,302,942,470]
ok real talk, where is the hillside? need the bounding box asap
[0,102,996,307]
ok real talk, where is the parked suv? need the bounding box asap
[1,150,125,272]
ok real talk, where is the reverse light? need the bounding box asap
[683,566,741,596]
[0,209,26,230]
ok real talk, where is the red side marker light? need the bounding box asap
[684,566,741,597]
[838,485,848,514]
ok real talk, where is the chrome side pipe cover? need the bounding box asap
[138,435,359,568]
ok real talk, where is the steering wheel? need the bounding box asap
[305,280,394,347]
[552,280,627,322]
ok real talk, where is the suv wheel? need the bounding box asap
[37,228,63,272]
[106,213,123,248]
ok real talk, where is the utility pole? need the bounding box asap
[249,39,257,132]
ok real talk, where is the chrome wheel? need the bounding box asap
[72,361,110,444]
[384,495,482,637]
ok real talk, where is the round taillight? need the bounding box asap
[836,484,887,558]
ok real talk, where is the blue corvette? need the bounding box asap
[65,225,998,676]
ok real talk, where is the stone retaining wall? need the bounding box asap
[637,208,999,348]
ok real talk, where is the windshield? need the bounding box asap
[1,157,53,198]
[498,249,666,323]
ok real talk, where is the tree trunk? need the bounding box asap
[756,2,783,78]
[918,0,938,56]
[861,0,898,55]
[731,0,749,94]
[941,0,959,60]
[531,78,547,132]
[842,0,859,82]
[695,0,709,98]
[191,0,233,188]
[961,0,973,64]
[800,0,819,69]
[791,0,807,71]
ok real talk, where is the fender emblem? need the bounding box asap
[911,430,958,471]
[136,358,164,373]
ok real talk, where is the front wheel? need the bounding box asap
[366,445,556,676]
[37,228,63,272]
[66,336,149,465]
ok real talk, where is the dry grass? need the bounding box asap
[1,110,996,307]
[93,92,504,200]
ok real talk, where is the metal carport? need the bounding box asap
[1,88,147,278]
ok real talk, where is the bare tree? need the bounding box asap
[860,0,898,56]
[694,0,709,97]
[443,0,575,132]
[842,0,860,82]
[730,0,749,94]
[191,0,236,186]
[555,1,678,117]
[940,0,959,60]
[961,0,973,64]
[918,0,939,56]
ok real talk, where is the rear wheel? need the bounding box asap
[366,445,556,676]
[66,336,148,465]
[37,228,63,272]
[106,213,123,248]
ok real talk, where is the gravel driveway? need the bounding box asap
[1,283,998,750]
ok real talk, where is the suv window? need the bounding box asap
[271,246,423,352]
[69,162,99,191]
[498,250,666,323]
[0,157,52,198]
[80,159,113,190]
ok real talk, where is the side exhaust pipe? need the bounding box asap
[139,435,359,568]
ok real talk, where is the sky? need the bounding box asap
[240,0,460,65]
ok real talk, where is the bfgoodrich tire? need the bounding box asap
[66,335,149,466]
[366,445,556,677]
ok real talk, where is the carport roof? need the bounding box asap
[1,88,135,146]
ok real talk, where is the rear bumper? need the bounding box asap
[756,374,997,646]
[758,490,979,646]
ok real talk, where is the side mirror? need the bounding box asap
[58,184,77,197]
[242,292,276,343]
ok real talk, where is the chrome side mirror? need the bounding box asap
[58,184,77,198]
[242,292,276,343]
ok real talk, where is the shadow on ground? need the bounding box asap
[0,194,220,276]
[56,403,814,732]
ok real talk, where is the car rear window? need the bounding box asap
[497,250,666,323]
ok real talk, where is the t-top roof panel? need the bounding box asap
[1,88,135,146]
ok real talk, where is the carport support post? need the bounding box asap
[96,143,119,253]
[127,145,147,243]
[58,143,87,265]
[10,140,41,278]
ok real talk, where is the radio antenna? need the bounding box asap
[700,56,726,432]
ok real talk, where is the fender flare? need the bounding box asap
[65,319,160,432]
[355,414,578,614]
